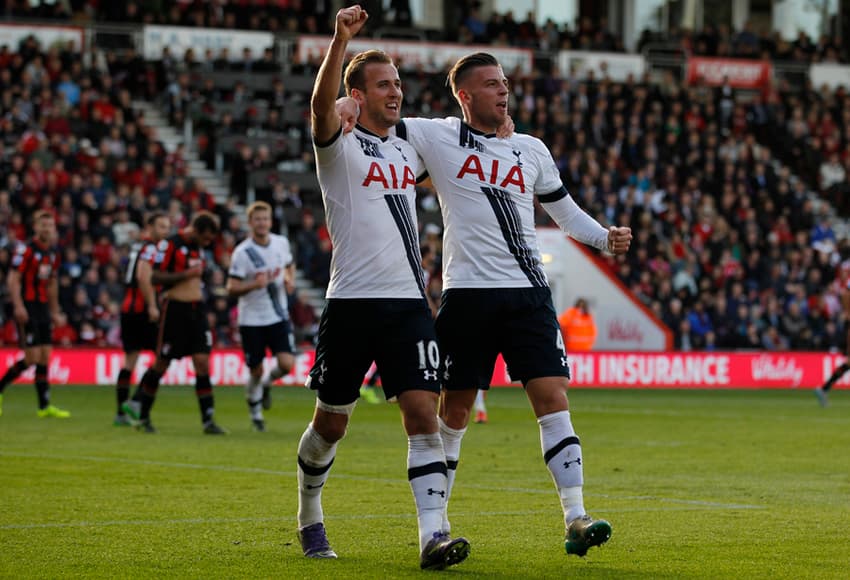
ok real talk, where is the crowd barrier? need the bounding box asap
[1,349,845,389]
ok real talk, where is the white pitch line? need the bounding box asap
[0,451,764,510]
[1,504,764,531]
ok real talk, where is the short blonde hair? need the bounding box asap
[247,201,272,220]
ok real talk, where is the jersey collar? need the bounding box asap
[355,123,390,142]
[251,234,271,247]
[461,120,497,139]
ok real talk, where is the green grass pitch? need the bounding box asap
[0,385,848,579]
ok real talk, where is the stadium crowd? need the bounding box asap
[3,5,850,353]
[6,0,847,63]
[0,34,319,349]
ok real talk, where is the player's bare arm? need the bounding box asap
[152,265,204,302]
[136,259,159,322]
[312,5,368,144]
[48,276,61,326]
[151,266,202,288]
[284,263,296,295]
[7,270,27,324]
[226,272,269,298]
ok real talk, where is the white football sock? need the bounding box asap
[408,433,448,551]
[297,423,338,528]
[538,410,586,524]
[245,374,263,420]
[438,417,467,533]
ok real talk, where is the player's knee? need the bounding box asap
[398,391,439,434]
[313,415,348,442]
[526,378,570,415]
[124,353,139,370]
[250,365,263,378]
[403,410,439,435]
[153,358,170,373]
[441,401,471,429]
[278,354,295,373]
[33,348,50,366]
[313,400,355,441]
[193,356,210,374]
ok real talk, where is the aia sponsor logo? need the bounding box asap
[362,162,416,190]
[457,155,526,193]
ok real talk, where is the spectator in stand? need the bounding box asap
[558,298,598,353]
[289,288,318,345]
[52,312,78,347]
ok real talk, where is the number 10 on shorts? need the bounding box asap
[416,340,439,370]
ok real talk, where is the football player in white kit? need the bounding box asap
[341,52,633,556]
[295,5,469,571]
[227,201,296,432]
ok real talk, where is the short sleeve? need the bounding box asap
[280,237,294,267]
[12,244,30,272]
[140,242,157,263]
[531,138,565,196]
[396,118,433,155]
[313,126,345,167]
[228,247,248,279]
[153,239,172,270]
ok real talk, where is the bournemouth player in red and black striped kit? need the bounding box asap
[122,212,227,434]
[0,211,70,418]
[113,212,171,426]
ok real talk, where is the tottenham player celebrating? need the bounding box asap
[227,201,296,432]
[342,53,633,556]
[296,5,469,571]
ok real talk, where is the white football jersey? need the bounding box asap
[314,125,427,299]
[397,117,565,289]
[228,233,293,326]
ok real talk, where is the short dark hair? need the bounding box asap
[191,211,219,234]
[146,211,168,226]
[447,52,500,95]
[33,210,54,222]
[343,50,395,95]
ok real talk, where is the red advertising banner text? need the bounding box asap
[686,57,772,89]
[0,349,844,389]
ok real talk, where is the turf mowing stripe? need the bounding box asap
[0,451,765,511]
[0,504,765,531]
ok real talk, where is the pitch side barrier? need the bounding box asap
[0,349,845,390]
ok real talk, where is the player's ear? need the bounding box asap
[351,88,366,107]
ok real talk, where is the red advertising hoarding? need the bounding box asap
[686,57,772,89]
[0,349,845,390]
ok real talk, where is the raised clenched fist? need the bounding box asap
[335,5,369,42]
